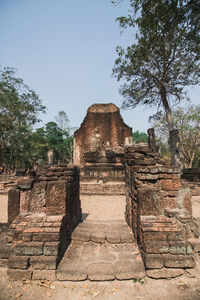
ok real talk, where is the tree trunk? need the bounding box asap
[160,86,181,167]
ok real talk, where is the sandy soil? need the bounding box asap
[0,193,8,223]
[192,196,200,218]
[1,267,200,300]
[80,195,126,221]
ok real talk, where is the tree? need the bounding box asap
[152,105,200,168]
[132,130,147,143]
[113,0,200,166]
[55,111,70,131]
[0,66,46,171]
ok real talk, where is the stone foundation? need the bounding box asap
[0,164,81,280]
[124,144,196,276]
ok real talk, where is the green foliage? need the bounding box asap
[0,67,74,171]
[113,0,200,166]
[0,66,46,171]
[133,278,145,285]
[132,130,147,143]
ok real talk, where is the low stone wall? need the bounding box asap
[181,169,200,196]
[125,144,196,276]
[1,164,81,280]
[182,168,200,182]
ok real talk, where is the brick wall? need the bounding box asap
[4,164,81,280]
[125,144,196,276]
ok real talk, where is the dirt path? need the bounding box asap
[1,267,200,300]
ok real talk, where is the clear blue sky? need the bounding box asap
[0,0,199,133]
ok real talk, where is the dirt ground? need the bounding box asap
[80,195,126,220]
[1,267,200,300]
[0,193,8,223]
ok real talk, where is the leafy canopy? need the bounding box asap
[113,0,200,114]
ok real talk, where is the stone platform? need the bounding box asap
[56,219,145,281]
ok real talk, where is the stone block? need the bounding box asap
[120,232,134,243]
[91,232,105,243]
[194,241,200,253]
[8,255,29,269]
[44,242,60,256]
[168,231,184,241]
[114,259,145,280]
[16,179,34,190]
[137,188,160,216]
[32,270,56,281]
[87,262,115,281]
[161,180,180,191]
[29,181,47,213]
[46,181,67,215]
[146,268,184,279]
[7,269,32,281]
[0,258,8,267]
[30,256,57,270]
[20,190,31,213]
[142,231,167,242]
[32,232,60,242]
[72,229,91,242]
[144,254,163,269]
[14,242,44,256]
[8,188,20,224]
[46,215,63,222]
[106,233,121,244]
[0,243,12,259]
[143,240,169,254]
[163,254,195,268]
[56,261,88,281]
[169,241,187,255]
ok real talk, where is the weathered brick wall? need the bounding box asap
[125,144,196,276]
[3,164,81,280]
[74,103,132,165]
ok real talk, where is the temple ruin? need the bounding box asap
[0,103,200,281]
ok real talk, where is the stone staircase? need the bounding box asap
[56,161,145,281]
[56,219,145,281]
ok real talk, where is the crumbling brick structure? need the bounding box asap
[125,144,198,278]
[74,103,132,166]
[0,164,81,281]
[1,102,199,281]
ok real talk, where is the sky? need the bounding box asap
[0,0,199,133]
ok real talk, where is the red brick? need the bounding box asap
[24,228,44,233]
[44,227,60,233]
[143,240,169,254]
[161,180,180,191]
[46,215,63,222]
[43,222,53,227]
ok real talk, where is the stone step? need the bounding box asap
[71,220,134,243]
[80,177,125,182]
[80,183,125,195]
[56,220,145,281]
